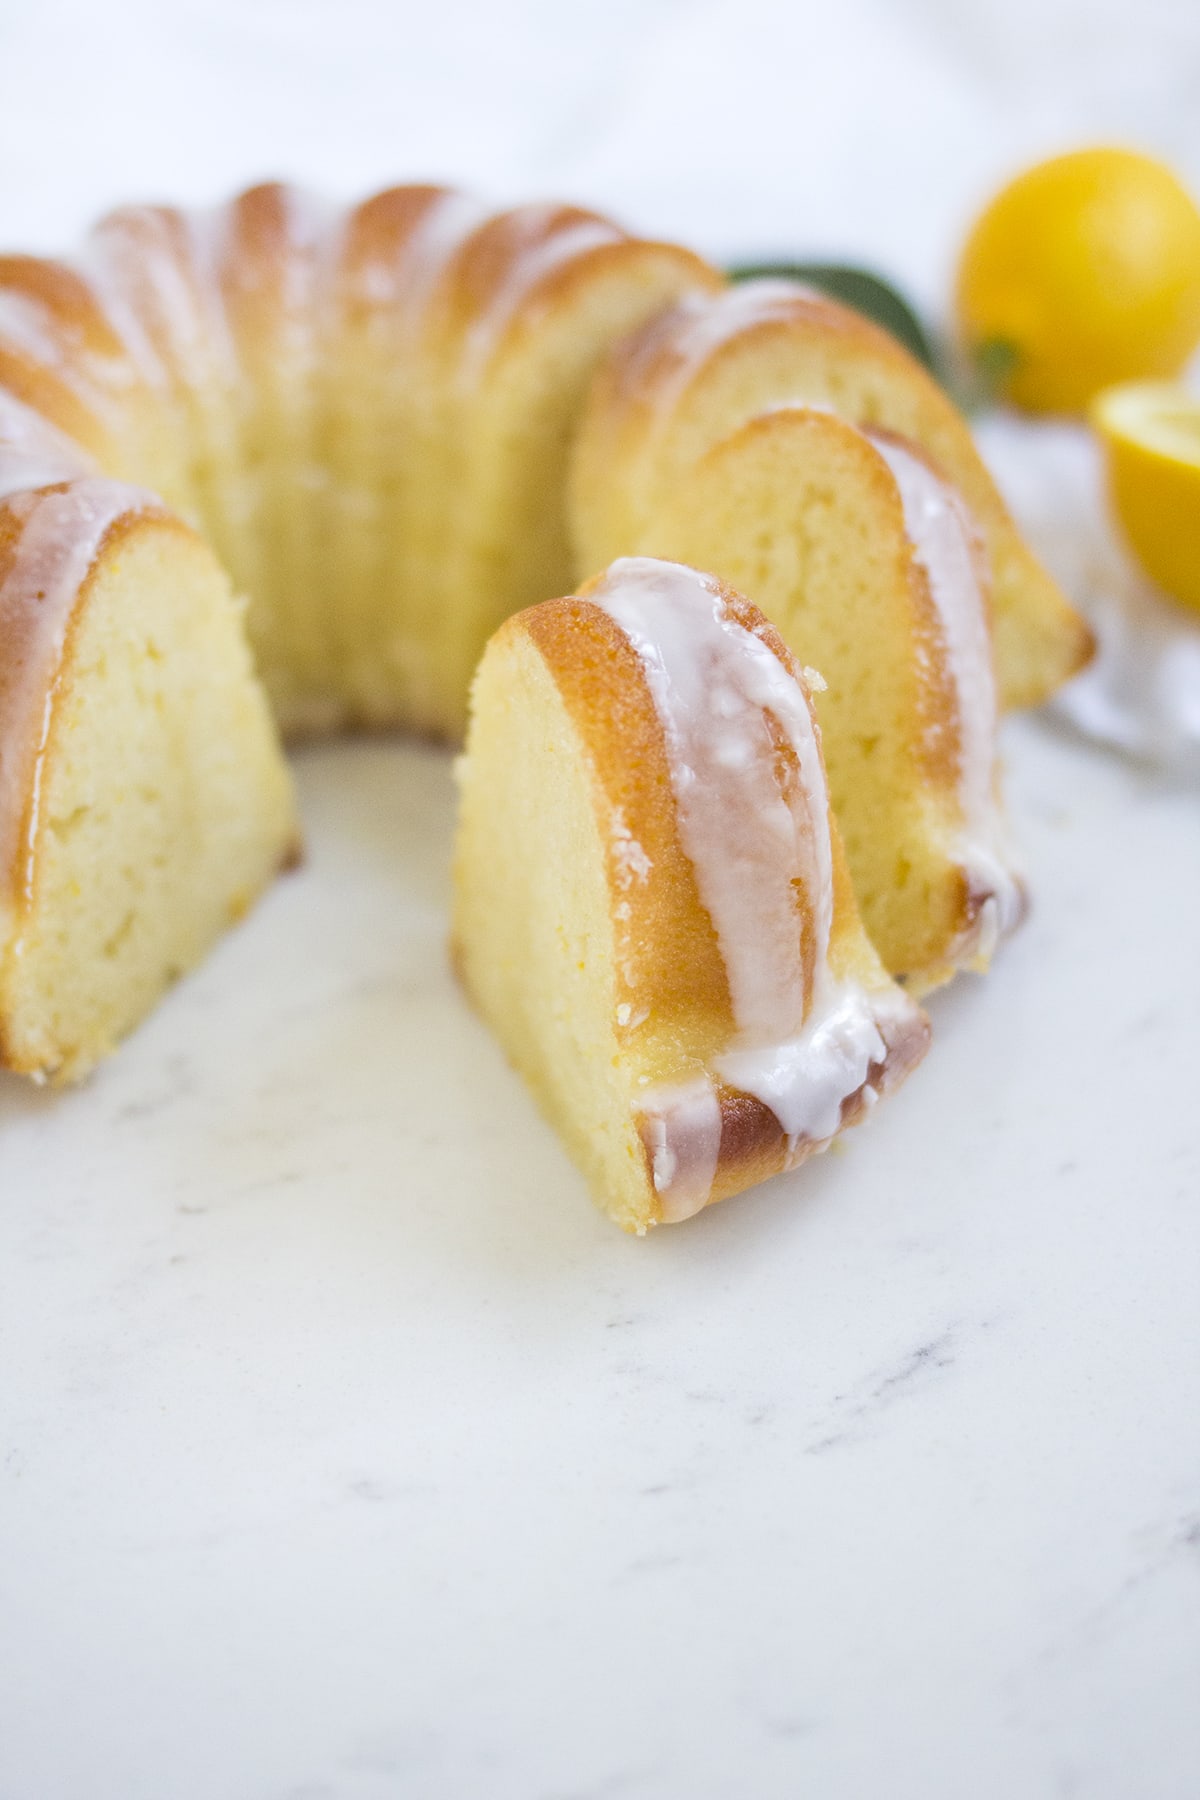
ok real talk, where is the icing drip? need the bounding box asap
[183,203,243,374]
[0,282,130,432]
[668,279,821,384]
[640,1078,724,1225]
[0,290,78,372]
[385,189,493,323]
[641,279,822,434]
[865,433,1025,957]
[75,237,175,399]
[597,556,829,1038]
[0,393,96,500]
[718,985,899,1148]
[87,201,246,545]
[90,205,225,397]
[0,478,165,921]
[593,557,909,1223]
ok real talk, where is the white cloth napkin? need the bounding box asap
[976,411,1200,781]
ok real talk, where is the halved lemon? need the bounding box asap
[1092,381,1200,615]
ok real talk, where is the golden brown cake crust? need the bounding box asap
[521,592,733,1037]
[0,486,171,922]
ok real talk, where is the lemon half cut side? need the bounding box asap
[1093,381,1200,616]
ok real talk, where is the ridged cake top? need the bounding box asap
[0,181,720,919]
[590,556,919,1222]
[650,278,823,388]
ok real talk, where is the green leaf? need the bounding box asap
[727,261,938,373]
[968,337,1020,405]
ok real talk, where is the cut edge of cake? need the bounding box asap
[0,483,299,1083]
[635,403,1027,992]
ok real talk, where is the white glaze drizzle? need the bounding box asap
[75,234,174,399]
[640,1077,724,1223]
[0,289,78,372]
[90,205,218,391]
[0,392,96,499]
[643,279,820,427]
[0,282,132,427]
[667,279,820,376]
[864,432,1024,958]
[272,186,344,338]
[184,202,244,375]
[592,557,913,1223]
[458,209,623,384]
[374,188,493,324]
[598,556,830,1037]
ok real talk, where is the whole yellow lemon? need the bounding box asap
[956,147,1200,415]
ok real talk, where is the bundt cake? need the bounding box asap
[630,404,1025,990]
[569,278,1095,711]
[0,182,720,741]
[0,182,1070,1093]
[452,557,930,1232]
[0,410,298,1081]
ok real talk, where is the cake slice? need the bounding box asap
[570,279,1094,710]
[640,406,1025,990]
[452,556,929,1232]
[0,477,298,1082]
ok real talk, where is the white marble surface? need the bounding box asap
[3,721,1199,1800]
[2,2,1200,1796]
